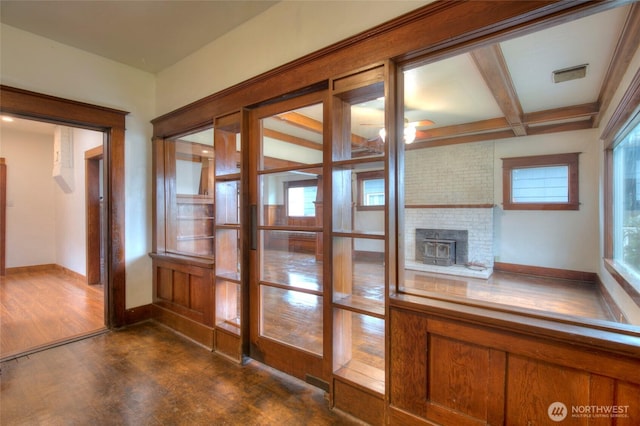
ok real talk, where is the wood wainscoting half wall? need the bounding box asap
[389,296,640,425]
[150,253,215,350]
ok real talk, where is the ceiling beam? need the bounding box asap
[527,119,594,136]
[275,111,323,133]
[470,44,527,136]
[411,103,598,148]
[273,110,372,148]
[407,129,516,150]
[523,102,599,125]
[594,2,640,127]
[415,117,511,141]
[263,128,322,151]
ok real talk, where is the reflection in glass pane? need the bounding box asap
[260,104,323,170]
[614,124,640,276]
[332,236,384,315]
[261,230,322,291]
[347,97,385,160]
[216,280,241,334]
[261,286,323,355]
[261,171,322,226]
[175,141,214,196]
[215,180,240,225]
[170,129,214,258]
[332,162,384,233]
[333,309,384,393]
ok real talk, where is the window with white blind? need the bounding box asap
[502,153,580,210]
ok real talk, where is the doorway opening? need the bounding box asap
[0,118,107,360]
[0,85,128,361]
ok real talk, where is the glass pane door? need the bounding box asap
[249,92,328,383]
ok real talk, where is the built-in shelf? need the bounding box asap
[334,362,385,395]
[333,295,385,318]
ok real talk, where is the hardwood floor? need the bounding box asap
[0,267,105,360]
[0,321,362,425]
[403,269,617,322]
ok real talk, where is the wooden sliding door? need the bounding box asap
[248,91,329,385]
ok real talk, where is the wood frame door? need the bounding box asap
[248,90,330,386]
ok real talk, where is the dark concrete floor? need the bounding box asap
[0,321,363,425]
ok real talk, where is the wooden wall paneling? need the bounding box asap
[215,328,242,362]
[152,256,214,327]
[173,270,190,308]
[426,318,640,383]
[151,303,214,349]
[156,266,173,301]
[389,308,429,417]
[389,305,640,426]
[616,381,640,425]
[333,379,385,426]
[506,355,590,424]
[428,335,495,422]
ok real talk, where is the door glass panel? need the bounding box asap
[260,170,322,226]
[167,128,214,258]
[260,285,324,355]
[261,230,322,291]
[256,100,325,357]
[332,236,385,316]
[260,105,323,171]
[333,94,385,161]
[333,309,385,394]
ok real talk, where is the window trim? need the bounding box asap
[603,67,640,303]
[356,170,385,211]
[502,152,580,211]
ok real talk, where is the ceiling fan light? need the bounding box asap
[404,124,416,144]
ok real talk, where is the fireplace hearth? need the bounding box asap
[423,238,456,266]
[416,229,468,266]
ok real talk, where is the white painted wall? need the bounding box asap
[2,127,56,268]
[54,128,102,275]
[493,129,600,272]
[1,24,155,308]
[155,0,431,115]
[1,125,102,275]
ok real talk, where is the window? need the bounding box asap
[357,170,385,210]
[285,179,318,217]
[502,153,580,210]
[613,123,640,277]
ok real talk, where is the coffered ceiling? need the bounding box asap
[1,2,639,151]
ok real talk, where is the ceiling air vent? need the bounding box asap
[553,64,588,83]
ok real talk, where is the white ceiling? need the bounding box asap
[0,0,278,73]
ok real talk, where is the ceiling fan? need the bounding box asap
[362,117,435,144]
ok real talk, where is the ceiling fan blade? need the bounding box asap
[409,119,435,127]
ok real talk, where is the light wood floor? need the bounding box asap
[0,268,105,360]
